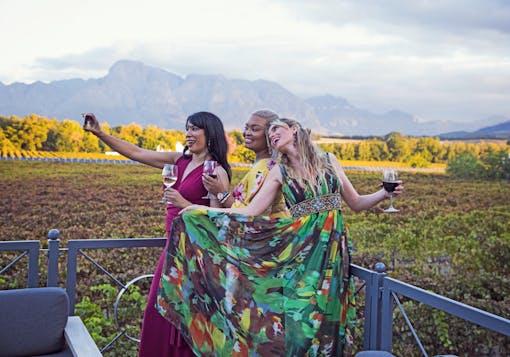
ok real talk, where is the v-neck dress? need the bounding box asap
[139,155,209,357]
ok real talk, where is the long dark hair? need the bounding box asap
[184,112,232,180]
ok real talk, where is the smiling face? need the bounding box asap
[185,121,207,154]
[243,115,268,153]
[268,122,296,153]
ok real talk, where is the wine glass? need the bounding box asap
[202,160,218,199]
[161,164,178,204]
[382,169,399,213]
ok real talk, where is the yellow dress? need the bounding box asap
[231,158,288,216]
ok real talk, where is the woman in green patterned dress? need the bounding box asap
[157,118,403,356]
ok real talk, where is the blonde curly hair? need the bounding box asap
[269,118,334,194]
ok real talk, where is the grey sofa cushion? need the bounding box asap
[0,287,69,357]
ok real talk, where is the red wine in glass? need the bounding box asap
[382,169,399,213]
[202,160,218,199]
[382,181,399,193]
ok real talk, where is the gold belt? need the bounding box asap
[289,193,342,219]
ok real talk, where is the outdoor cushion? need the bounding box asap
[0,287,69,357]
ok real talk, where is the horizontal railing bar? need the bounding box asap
[351,264,375,281]
[0,241,40,251]
[383,277,510,336]
[67,238,166,250]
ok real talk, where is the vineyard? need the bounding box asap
[0,151,447,174]
[0,161,509,356]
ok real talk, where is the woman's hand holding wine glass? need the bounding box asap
[161,164,178,204]
[202,160,218,199]
[382,169,403,213]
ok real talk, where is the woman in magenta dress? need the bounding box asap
[83,112,231,356]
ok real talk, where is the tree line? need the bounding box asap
[1,114,508,167]
[318,132,509,166]
[0,114,183,154]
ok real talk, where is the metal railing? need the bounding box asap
[380,276,510,356]
[1,230,509,355]
[0,240,40,287]
[65,237,166,315]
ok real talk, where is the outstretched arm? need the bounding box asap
[182,165,283,216]
[328,153,403,212]
[83,113,181,169]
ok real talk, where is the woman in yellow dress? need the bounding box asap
[202,109,287,216]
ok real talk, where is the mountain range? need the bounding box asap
[0,60,508,137]
[440,120,510,140]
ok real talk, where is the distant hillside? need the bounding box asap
[0,60,322,131]
[440,120,510,139]
[0,60,507,136]
[305,95,506,136]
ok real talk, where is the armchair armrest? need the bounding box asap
[64,316,102,357]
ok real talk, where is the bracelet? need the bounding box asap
[219,192,231,204]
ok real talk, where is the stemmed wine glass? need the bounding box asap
[161,164,178,204]
[202,160,218,199]
[382,169,400,213]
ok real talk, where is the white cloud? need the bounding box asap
[0,0,509,122]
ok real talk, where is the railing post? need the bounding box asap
[380,273,394,352]
[372,262,386,350]
[362,271,374,350]
[66,242,78,315]
[47,229,60,287]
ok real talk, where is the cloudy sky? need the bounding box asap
[1,0,509,122]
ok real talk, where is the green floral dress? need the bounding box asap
[156,163,356,356]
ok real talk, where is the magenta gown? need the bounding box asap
[139,155,209,357]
